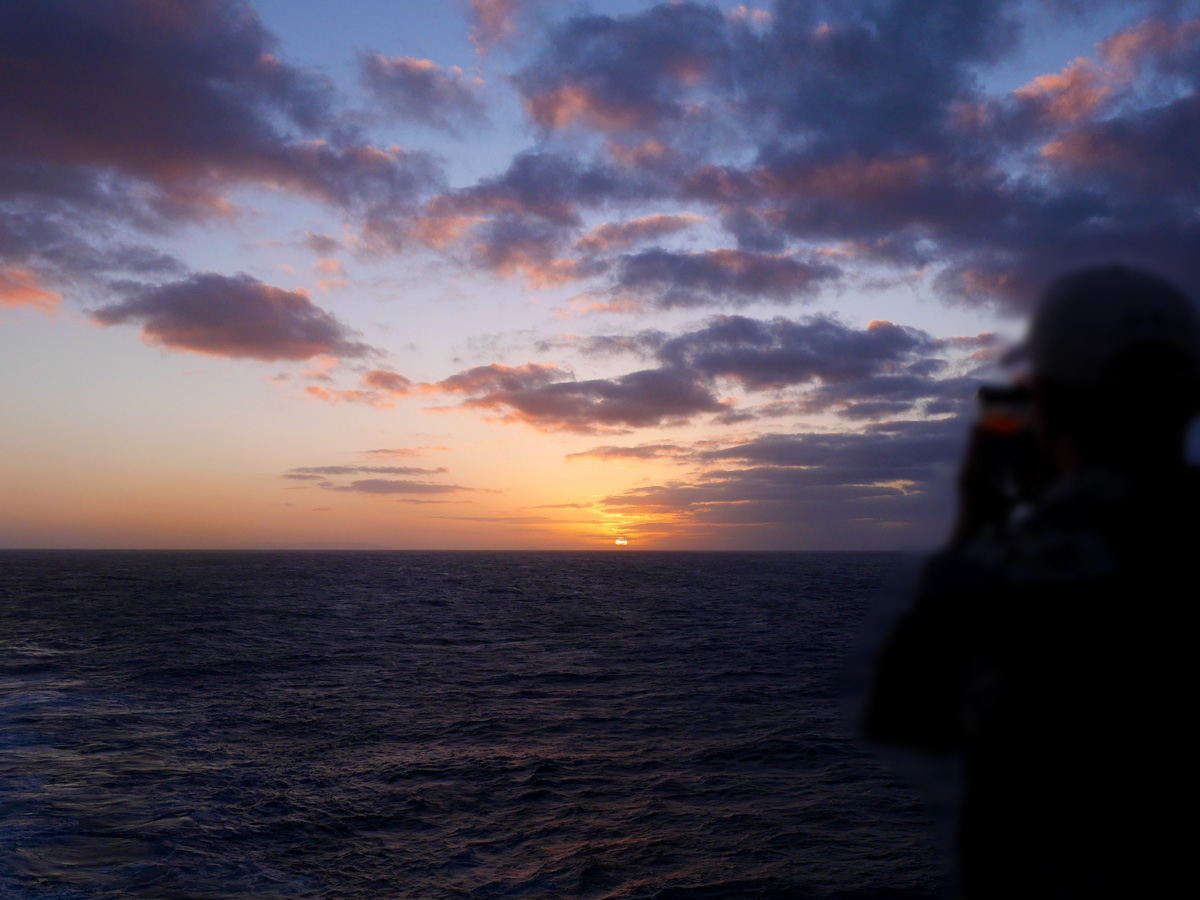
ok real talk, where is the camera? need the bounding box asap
[976,383,1033,436]
[961,383,1051,530]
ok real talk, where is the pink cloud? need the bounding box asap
[360,446,451,459]
[1098,18,1200,75]
[434,362,568,396]
[1038,129,1131,169]
[361,369,413,394]
[606,140,672,169]
[575,213,704,254]
[755,154,934,201]
[304,368,413,408]
[565,443,691,461]
[0,266,60,312]
[359,53,486,133]
[312,257,344,276]
[477,249,579,289]
[727,6,772,27]
[304,385,395,408]
[299,355,340,381]
[524,85,646,132]
[407,214,483,249]
[1014,58,1111,123]
[468,0,543,55]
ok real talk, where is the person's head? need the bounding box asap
[1023,265,1200,471]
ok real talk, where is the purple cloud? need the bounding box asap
[360,53,487,133]
[615,248,840,308]
[0,0,440,305]
[92,273,373,362]
[424,313,992,432]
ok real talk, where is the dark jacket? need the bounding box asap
[864,466,1196,898]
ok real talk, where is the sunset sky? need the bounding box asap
[3,0,1198,549]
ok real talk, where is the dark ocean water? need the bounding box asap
[0,551,942,900]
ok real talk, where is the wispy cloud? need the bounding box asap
[359,54,487,133]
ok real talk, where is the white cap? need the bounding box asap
[1022,265,1200,385]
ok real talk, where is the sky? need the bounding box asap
[2,0,1199,550]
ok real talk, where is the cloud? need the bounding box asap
[425,313,987,432]
[373,149,660,263]
[359,53,487,133]
[434,361,568,395]
[312,258,345,277]
[467,0,546,54]
[656,315,940,389]
[0,265,60,312]
[1013,58,1112,123]
[0,0,440,306]
[282,455,477,497]
[429,151,648,228]
[565,443,692,461]
[436,364,725,433]
[302,232,341,255]
[361,369,413,394]
[360,446,449,459]
[0,1,438,210]
[1097,17,1200,75]
[590,417,968,548]
[289,305,991,436]
[468,215,581,288]
[615,249,840,308]
[429,514,597,525]
[92,273,373,361]
[305,385,392,407]
[332,479,475,495]
[465,1,1200,309]
[289,465,448,476]
[304,368,415,408]
[514,3,734,134]
[575,213,704,254]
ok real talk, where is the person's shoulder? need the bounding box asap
[1004,464,1200,585]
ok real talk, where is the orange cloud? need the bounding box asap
[475,245,580,289]
[958,268,1013,300]
[468,0,520,54]
[560,295,643,317]
[565,443,691,462]
[727,5,772,27]
[0,266,61,312]
[1098,18,1200,75]
[575,213,705,254]
[1014,58,1111,123]
[606,140,670,169]
[1038,129,1131,169]
[299,355,340,381]
[304,385,395,408]
[360,446,450,459]
[305,368,413,408]
[524,85,645,131]
[361,369,413,394]
[408,213,483,249]
[312,257,344,276]
[756,154,933,200]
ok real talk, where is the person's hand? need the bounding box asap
[951,422,1053,543]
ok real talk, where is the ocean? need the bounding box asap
[0,551,944,899]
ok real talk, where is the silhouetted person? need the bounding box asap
[863,265,1200,898]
